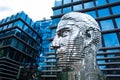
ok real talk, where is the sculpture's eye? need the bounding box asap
[57,28,71,37]
[85,31,91,38]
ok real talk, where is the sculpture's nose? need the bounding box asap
[51,36,60,50]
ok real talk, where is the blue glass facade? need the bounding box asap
[1,0,120,80]
[35,20,53,70]
[49,0,120,80]
[0,11,41,80]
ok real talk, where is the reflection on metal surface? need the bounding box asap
[51,12,105,80]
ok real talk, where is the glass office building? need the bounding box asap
[35,19,61,80]
[0,11,41,80]
[48,0,120,80]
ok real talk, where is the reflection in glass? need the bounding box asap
[115,18,120,28]
[108,0,120,3]
[73,4,82,11]
[26,16,31,25]
[103,33,119,47]
[63,7,71,13]
[17,41,24,51]
[98,8,110,17]
[112,6,120,15]
[53,18,60,26]
[54,9,61,15]
[11,38,18,47]
[73,0,80,2]
[100,19,114,31]
[86,11,96,18]
[84,1,94,9]
[54,0,62,6]
[96,0,107,6]
[63,0,71,4]
[7,23,13,28]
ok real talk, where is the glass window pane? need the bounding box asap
[73,0,80,2]
[26,16,31,25]
[32,32,37,39]
[98,8,110,17]
[63,0,71,4]
[53,18,60,26]
[6,17,10,22]
[86,11,96,18]
[84,2,94,9]
[100,19,114,31]
[96,0,107,6]
[15,29,21,37]
[3,25,8,30]
[112,5,120,15]
[54,0,62,6]
[115,18,120,28]
[103,33,119,47]
[108,0,120,3]
[11,15,16,20]
[28,28,33,36]
[20,11,26,20]
[3,38,12,46]
[11,38,18,47]
[13,20,23,29]
[23,25,29,33]
[1,19,6,24]
[51,29,56,38]
[63,7,71,13]
[8,23,13,28]
[54,9,61,15]
[0,27,3,31]
[21,32,28,42]
[17,42,24,51]
[73,4,82,11]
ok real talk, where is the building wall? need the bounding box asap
[50,0,120,80]
[0,11,41,80]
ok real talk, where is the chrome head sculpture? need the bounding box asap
[51,12,101,65]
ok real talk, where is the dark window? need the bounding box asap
[11,38,18,47]
[0,27,3,31]
[0,49,4,58]
[15,28,21,37]
[17,42,25,51]
[3,38,12,46]
[21,32,28,42]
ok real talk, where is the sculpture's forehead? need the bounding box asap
[57,20,75,31]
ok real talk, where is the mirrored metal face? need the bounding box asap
[51,12,101,66]
[51,20,85,63]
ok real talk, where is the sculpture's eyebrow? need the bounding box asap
[57,27,71,35]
